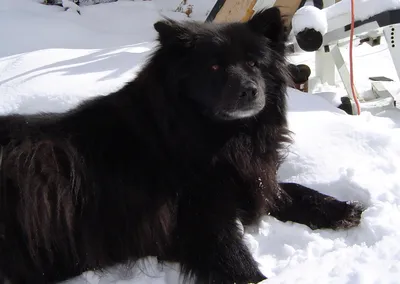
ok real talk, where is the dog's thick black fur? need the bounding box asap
[0,7,363,284]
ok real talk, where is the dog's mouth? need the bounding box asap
[185,92,265,121]
[217,103,265,121]
[216,94,266,121]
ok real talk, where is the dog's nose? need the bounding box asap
[240,85,258,98]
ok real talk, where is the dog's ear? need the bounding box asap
[154,19,195,47]
[247,7,287,45]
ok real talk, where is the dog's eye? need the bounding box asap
[211,64,220,71]
[247,61,256,67]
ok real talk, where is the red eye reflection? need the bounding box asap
[247,61,256,67]
[211,64,220,71]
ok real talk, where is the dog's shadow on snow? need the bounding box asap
[0,42,154,85]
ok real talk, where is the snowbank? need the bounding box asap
[292,6,328,35]
[325,0,400,21]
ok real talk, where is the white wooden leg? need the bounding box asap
[383,24,400,81]
[330,44,361,114]
[314,0,336,85]
[315,47,336,85]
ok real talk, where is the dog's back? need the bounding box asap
[0,90,182,283]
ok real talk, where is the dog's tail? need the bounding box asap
[2,138,85,264]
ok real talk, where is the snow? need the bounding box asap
[292,6,328,35]
[290,0,400,37]
[61,0,80,14]
[1,0,400,283]
[324,0,400,22]
[152,0,217,21]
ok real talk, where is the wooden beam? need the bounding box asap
[206,0,304,26]
[212,0,257,23]
[242,0,258,22]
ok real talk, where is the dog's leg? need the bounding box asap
[0,273,7,284]
[270,182,364,230]
[176,197,266,284]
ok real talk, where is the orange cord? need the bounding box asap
[349,0,361,115]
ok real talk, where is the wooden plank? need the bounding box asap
[209,0,304,25]
[242,0,258,22]
[213,0,257,23]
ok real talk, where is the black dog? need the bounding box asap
[0,7,363,284]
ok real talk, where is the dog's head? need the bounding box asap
[153,7,288,121]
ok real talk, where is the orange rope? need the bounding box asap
[349,0,361,115]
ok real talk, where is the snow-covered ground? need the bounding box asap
[1,0,400,283]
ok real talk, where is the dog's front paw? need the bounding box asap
[332,201,365,230]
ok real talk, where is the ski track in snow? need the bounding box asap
[1,1,400,283]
